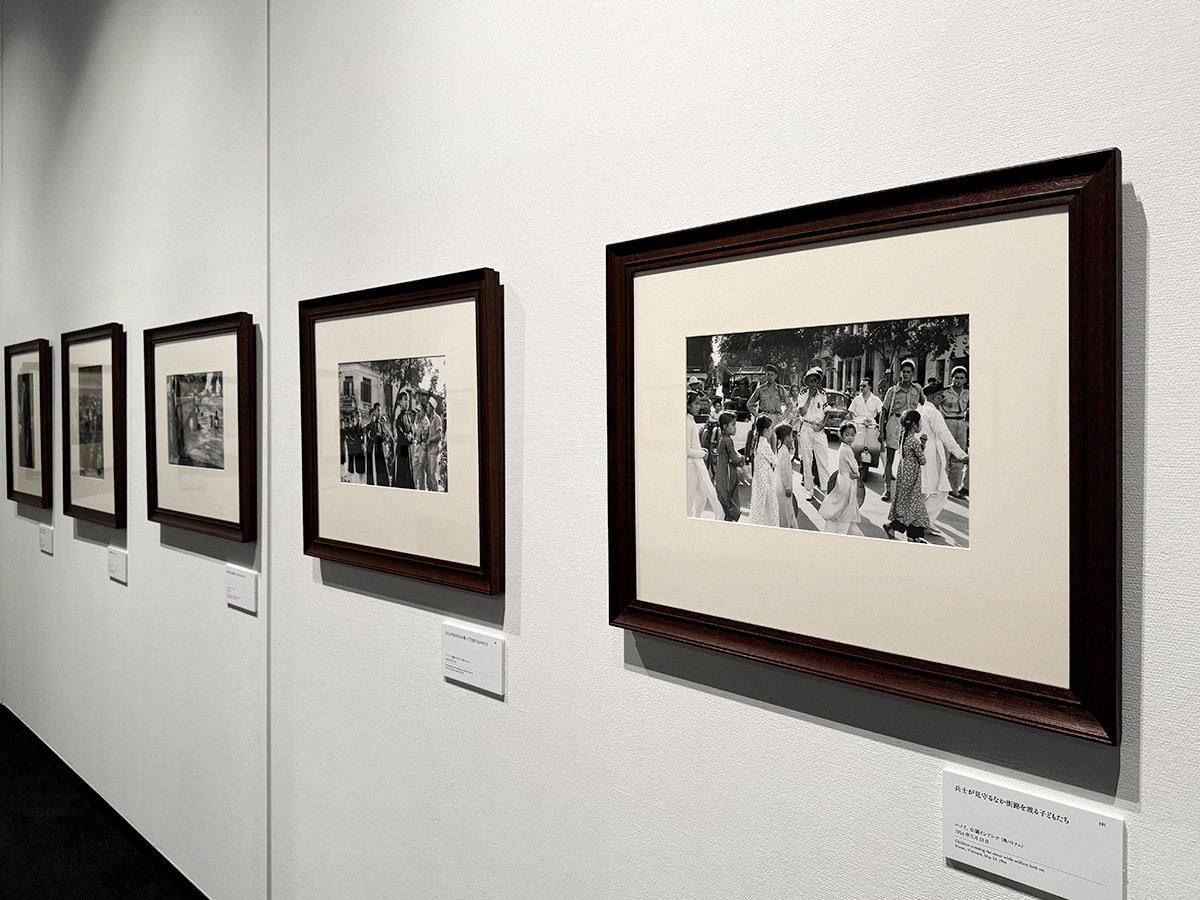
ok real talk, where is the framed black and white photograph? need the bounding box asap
[299,269,504,594]
[608,150,1121,743]
[62,323,127,528]
[6,338,53,508]
[338,355,447,491]
[166,371,226,469]
[687,314,970,548]
[144,312,257,541]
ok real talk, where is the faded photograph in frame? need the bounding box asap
[144,312,257,542]
[607,150,1121,743]
[299,269,504,594]
[62,323,127,528]
[6,338,53,508]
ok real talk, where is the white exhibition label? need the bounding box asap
[943,770,1124,900]
[39,525,53,555]
[225,566,258,614]
[442,621,504,696]
[107,548,128,584]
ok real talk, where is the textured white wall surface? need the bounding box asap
[3,0,1200,898]
[0,2,268,899]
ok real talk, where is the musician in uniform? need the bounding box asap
[364,402,391,487]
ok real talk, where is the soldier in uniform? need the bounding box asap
[940,365,969,498]
[879,358,923,503]
[746,364,790,466]
[795,366,832,501]
[412,397,430,490]
[423,395,444,491]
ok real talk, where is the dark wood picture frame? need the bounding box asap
[299,268,504,594]
[5,338,54,508]
[144,312,257,542]
[607,150,1121,743]
[61,323,127,528]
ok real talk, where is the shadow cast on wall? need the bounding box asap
[159,525,257,570]
[622,184,1148,800]
[625,630,1120,793]
[317,559,506,630]
[1115,182,1147,806]
[73,518,127,550]
[15,502,52,527]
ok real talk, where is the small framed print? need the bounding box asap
[6,338,53,507]
[61,323,127,528]
[144,312,257,542]
[607,150,1121,743]
[299,269,504,594]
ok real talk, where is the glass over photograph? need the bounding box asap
[166,371,225,469]
[338,355,447,492]
[686,315,970,548]
[17,372,34,468]
[77,364,104,478]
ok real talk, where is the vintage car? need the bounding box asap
[822,390,852,437]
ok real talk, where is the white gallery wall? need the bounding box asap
[0,2,268,899]
[3,1,1200,899]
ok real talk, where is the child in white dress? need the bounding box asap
[747,416,778,527]
[819,422,863,535]
[774,423,798,528]
[686,392,721,518]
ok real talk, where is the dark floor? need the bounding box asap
[0,705,204,899]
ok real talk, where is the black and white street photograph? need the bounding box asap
[16,372,34,468]
[686,315,970,547]
[77,364,104,478]
[166,371,225,469]
[338,356,447,492]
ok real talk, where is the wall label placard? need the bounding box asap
[943,770,1124,900]
[225,565,258,615]
[107,548,128,584]
[38,524,53,555]
[442,621,504,696]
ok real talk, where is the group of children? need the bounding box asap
[691,398,933,542]
[703,409,862,534]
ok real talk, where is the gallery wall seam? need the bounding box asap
[1,0,5,710]
[4,0,1200,898]
[0,1,271,898]
[264,1,272,897]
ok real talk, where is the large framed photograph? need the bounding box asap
[608,150,1121,743]
[299,269,504,594]
[61,323,127,528]
[5,338,53,508]
[144,312,257,541]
